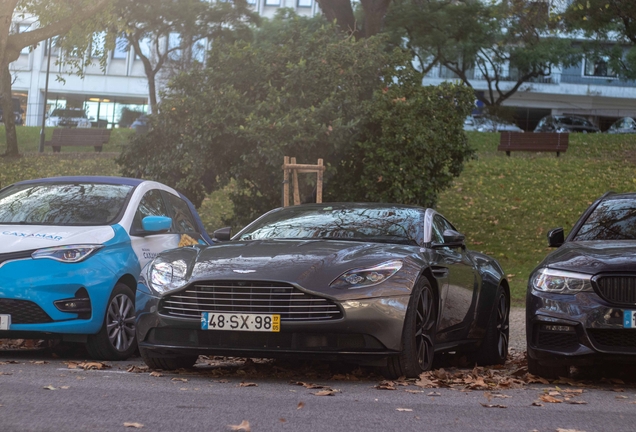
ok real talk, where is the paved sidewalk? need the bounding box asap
[509,307,526,352]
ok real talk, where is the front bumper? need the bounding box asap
[0,256,117,335]
[136,287,410,360]
[527,289,636,366]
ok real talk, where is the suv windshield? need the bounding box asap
[51,109,87,118]
[574,198,636,241]
[237,205,423,245]
[0,183,133,226]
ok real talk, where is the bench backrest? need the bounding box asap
[499,132,569,149]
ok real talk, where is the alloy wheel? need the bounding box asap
[496,292,509,359]
[106,293,136,352]
[415,286,435,370]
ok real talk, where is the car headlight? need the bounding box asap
[555,127,569,133]
[31,245,103,263]
[148,259,189,294]
[331,260,403,289]
[531,268,593,294]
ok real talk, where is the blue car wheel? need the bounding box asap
[86,283,137,360]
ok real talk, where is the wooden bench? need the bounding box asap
[44,128,111,153]
[498,132,568,157]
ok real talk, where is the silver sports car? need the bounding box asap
[135,203,510,377]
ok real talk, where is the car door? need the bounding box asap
[129,189,182,268]
[432,215,479,341]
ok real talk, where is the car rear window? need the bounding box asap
[574,198,636,241]
[0,183,133,226]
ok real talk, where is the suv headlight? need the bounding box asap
[148,259,189,294]
[531,268,593,294]
[32,245,102,263]
[331,260,403,289]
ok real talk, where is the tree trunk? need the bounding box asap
[0,63,18,157]
[359,0,391,37]
[315,0,358,36]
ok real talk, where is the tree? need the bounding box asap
[117,13,474,227]
[116,0,259,113]
[385,0,581,110]
[563,0,636,79]
[0,0,115,157]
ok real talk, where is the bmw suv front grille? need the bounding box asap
[160,281,343,322]
[593,274,636,305]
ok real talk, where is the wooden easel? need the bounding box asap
[282,157,325,207]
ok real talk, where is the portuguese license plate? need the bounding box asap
[0,314,11,330]
[201,312,280,332]
[624,310,636,328]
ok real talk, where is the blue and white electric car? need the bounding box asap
[0,176,211,360]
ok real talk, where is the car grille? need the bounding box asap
[588,329,636,352]
[0,299,53,324]
[160,281,343,322]
[593,275,636,305]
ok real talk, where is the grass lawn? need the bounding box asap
[2,126,635,304]
[437,132,636,305]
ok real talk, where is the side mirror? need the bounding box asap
[141,215,172,234]
[213,226,232,241]
[432,229,465,249]
[547,227,564,247]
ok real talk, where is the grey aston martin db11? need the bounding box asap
[527,192,636,379]
[135,203,510,377]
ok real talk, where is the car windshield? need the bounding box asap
[237,205,424,245]
[0,183,133,226]
[574,198,636,241]
[51,109,87,118]
[555,116,594,127]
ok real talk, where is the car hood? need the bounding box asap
[0,224,115,253]
[157,239,422,298]
[542,241,636,274]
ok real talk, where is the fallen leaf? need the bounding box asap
[294,381,327,389]
[60,386,70,390]
[149,371,163,377]
[32,361,48,365]
[539,394,562,403]
[312,390,338,396]
[228,420,250,431]
[396,408,413,412]
[172,378,188,382]
[428,392,441,397]
[43,385,56,390]
[297,402,305,410]
[556,429,586,432]
[375,381,397,390]
[566,400,587,405]
[79,361,110,370]
[531,402,544,407]
[123,422,144,428]
[405,390,424,394]
[279,418,286,423]
[615,395,628,399]
[480,403,507,408]
[239,382,258,387]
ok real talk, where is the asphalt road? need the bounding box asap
[2,345,636,432]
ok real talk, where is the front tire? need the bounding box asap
[383,278,437,379]
[86,283,137,360]
[472,284,509,366]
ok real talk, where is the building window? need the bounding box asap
[265,0,280,6]
[91,32,106,58]
[136,37,153,60]
[168,32,182,61]
[17,24,33,54]
[298,0,311,6]
[246,0,256,4]
[584,56,617,78]
[112,36,128,59]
